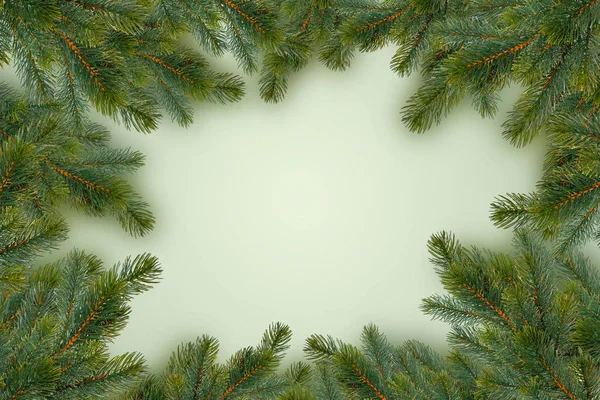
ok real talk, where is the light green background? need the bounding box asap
[9,46,562,371]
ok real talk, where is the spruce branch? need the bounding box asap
[0,87,155,236]
[1,0,250,131]
[123,323,298,399]
[0,250,161,399]
[490,103,600,251]
[302,231,600,399]
[0,208,68,266]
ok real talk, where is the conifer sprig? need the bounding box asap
[491,105,600,251]
[303,231,600,399]
[0,84,154,237]
[0,0,261,131]
[0,250,161,399]
[122,322,306,399]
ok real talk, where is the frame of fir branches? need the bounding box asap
[2,0,600,399]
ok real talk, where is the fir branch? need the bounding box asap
[54,29,106,91]
[422,293,499,325]
[490,193,533,229]
[577,0,600,16]
[220,364,263,399]
[56,372,110,391]
[52,295,106,361]
[136,52,194,83]
[0,161,15,195]
[220,0,266,34]
[300,6,315,32]
[541,45,571,91]
[559,204,599,250]
[59,61,87,126]
[466,33,541,68]
[44,157,110,193]
[0,236,29,257]
[8,388,28,400]
[182,2,227,57]
[54,352,145,395]
[463,282,517,331]
[555,181,600,209]
[226,15,259,73]
[348,362,387,400]
[354,6,412,33]
[539,356,577,400]
[0,212,68,265]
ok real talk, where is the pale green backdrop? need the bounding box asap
[9,46,561,371]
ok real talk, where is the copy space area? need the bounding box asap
[52,46,546,371]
